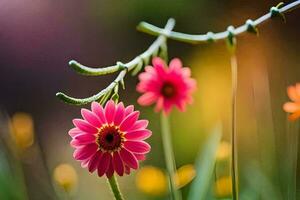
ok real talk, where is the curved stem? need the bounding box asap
[230,54,239,200]
[68,60,123,76]
[107,175,125,200]
[137,0,300,44]
[160,113,182,200]
[57,18,175,105]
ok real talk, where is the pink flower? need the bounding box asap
[283,83,300,121]
[69,100,152,178]
[137,57,196,114]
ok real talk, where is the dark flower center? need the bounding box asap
[96,125,124,152]
[105,134,114,143]
[161,82,176,98]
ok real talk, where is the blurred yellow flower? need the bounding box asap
[53,164,78,193]
[216,141,231,161]
[9,112,34,149]
[136,166,167,196]
[214,176,232,198]
[174,164,196,189]
[136,164,196,196]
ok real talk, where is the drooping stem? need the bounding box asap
[137,1,300,44]
[56,19,175,105]
[160,113,182,200]
[230,54,239,200]
[107,175,125,200]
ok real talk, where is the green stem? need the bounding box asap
[137,1,300,44]
[230,54,239,200]
[57,19,175,105]
[160,113,181,200]
[107,175,125,200]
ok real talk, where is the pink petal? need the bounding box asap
[182,67,191,77]
[114,102,125,125]
[134,153,146,161]
[169,58,182,70]
[97,152,111,177]
[186,79,197,91]
[81,108,102,128]
[71,134,95,146]
[68,128,83,137]
[129,120,149,131]
[154,97,164,112]
[120,111,139,131]
[137,92,157,106]
[152,57,166,69]
[113,152,124,176]
[88,151,103,172]
[73,144,98,160]
[124,105,134,116]
[124,165,130,175]
[81,159,89,168]
[72,119,98,134]
[91,102,106,123]
[120,148,138,169]
[124,141,151,154]
[283,102,300,113]
[106,160,114,178]
[152,57,166,78]
[105,100,116,124]
[125,130,152,140]
[144,66,156,75]
[175,99,186,112]
[163,100,173,115]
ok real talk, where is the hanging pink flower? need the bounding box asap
[69,100,152,178]
[283,83,300,121]
[136,57,196,114]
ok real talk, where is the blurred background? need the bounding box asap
[0,0,299,199]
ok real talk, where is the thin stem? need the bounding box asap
[107,175,125,200]
[160,113,182,200]
[230,54,238,200]
[137,0,300,44]
[286,118,299,200]
[57,19,175,105]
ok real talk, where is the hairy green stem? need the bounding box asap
[160,113,182,200]
[137,1,300,44]
[56,19,175,105]
[230,54,239,200]
[107,175,124,200]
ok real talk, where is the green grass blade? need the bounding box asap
[188,123,222,200]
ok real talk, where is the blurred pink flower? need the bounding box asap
[137,57,196,114]
[283,83,300,121]
[69,100,151,178]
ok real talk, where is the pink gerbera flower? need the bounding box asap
[69,100,152,178]
[137,57,196,114]
[283,83,300,121]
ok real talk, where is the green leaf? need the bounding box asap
[99,89,112,105]
[131,61,143,76]
[245,162,281,200]
[188,123,222,200]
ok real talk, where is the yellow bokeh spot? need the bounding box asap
[214,176,232,198]
[136,166,167,196]
[174,164,196,189]
[53,164,78,193]
[216,141,231,161]
[9,112,34,149]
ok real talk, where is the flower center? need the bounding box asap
[161,82,176,98]
[96,125,124,152]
